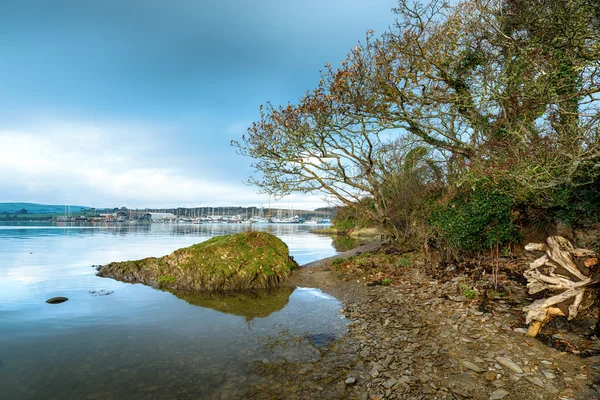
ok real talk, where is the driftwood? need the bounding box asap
[523,236,599,337]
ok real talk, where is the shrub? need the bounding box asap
[427,179,520,256]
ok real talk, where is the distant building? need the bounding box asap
[141,212,177,222]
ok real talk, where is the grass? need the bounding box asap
[329,249,419,287]
[98,231,298,291]
[459,283,479,299]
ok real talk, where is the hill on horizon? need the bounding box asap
[0,203,90,214]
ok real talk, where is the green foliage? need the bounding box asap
[332,204,373,232]
[382,278,391,286]
[427,180,520,255]
[547,173,600,227]
[331,258,344,266]
[157,275,177,286]
[459,283,478,299]
[334,217,355,232]
[395,257,411,267]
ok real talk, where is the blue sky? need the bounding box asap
[0,0,397,209]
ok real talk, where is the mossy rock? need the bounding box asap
[97,231,298,291]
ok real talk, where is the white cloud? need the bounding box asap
[0,118,329,209]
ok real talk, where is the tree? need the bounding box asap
[234,0,600,241]
[375,0,600,194]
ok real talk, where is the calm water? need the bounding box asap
[0,222,347,399]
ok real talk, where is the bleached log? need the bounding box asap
[527,255,549,270]
[522,236,598,337]
[526,307,565,337]
[525,243,547,252]
[568,291,586,320]
[546,236,587,280]
[572,248,596,257]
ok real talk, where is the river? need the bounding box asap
[0,222,349,399]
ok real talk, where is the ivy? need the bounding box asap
[427,180,520,254]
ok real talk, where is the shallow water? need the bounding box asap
[0,222,347,399]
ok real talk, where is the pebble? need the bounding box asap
[461,360,485,373]
[489,389,510,399]
[244,269,596,399]
[383,378,396,389]
[542,370,557,379]
[495,357,523,374]
[525,376,544,388]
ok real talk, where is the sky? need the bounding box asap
[0,0,397,210]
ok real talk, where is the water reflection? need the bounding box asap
[0,222,348,400]
[332,235,362,252]
[169,286,295,322]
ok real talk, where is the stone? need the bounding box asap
[345,376,357,385]
[541,370,557,379]
[525,376,544,388]
[495,357,523,374]
[397,376,411,385]
[461,361,485,373]
[489,389,510,400]
[383,378,396,389]
[382,355,395,368]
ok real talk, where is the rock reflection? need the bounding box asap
[169,286,295,322]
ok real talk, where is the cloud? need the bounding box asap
[0,118,328,209]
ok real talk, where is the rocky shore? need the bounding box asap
[241,243,600,400]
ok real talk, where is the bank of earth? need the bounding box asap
[242,242,599,400]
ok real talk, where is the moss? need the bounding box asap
[97,231,298,291]
[157,275,177,286]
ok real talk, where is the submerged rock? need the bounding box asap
[97,231,298,292]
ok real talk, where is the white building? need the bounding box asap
[142,212,177,222]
